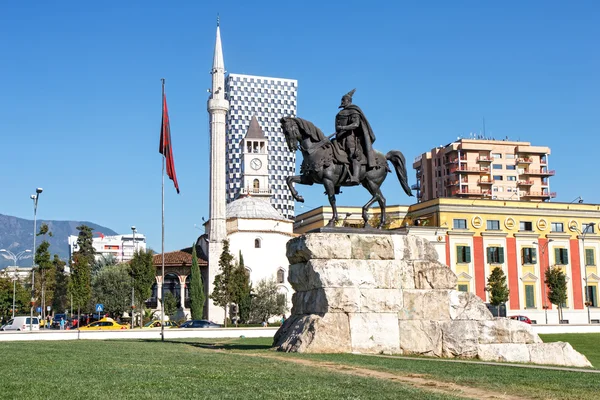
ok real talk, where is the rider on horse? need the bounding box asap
[334,89,377,185]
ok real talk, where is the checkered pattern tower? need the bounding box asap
[225,74,298,219]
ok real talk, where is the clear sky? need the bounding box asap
[1,1,599,253]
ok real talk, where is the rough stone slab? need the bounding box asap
[287,233,352,264]
[288,263,310,292]
[273,313,352,353]
[399,320,442,357]
[414,260,458,289]
[350,235,394,260]
[392,235,439,262]
[359,289,403,313]
[292,288,361,314]
[400,290,451,320]
[349,313,400,354]
[528,342,592,368]
[449,291,493,321]
[300,259,403,290]
[441,320,479,358]
[477,344,531,363]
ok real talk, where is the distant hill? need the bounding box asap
[0,214,118,269]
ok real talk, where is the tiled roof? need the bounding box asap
[152,245,207,267]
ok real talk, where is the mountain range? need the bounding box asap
[0,214,117,269]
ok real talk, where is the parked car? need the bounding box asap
[0,316,40,331]
[509,315,532,324]
[143,320,179,329]
[51,313,69,329]
[179,320,222,329]
[79,317,128,330]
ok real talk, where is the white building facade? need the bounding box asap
[225,73,298,219]
[68,233,147,263]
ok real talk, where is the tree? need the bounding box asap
[130,249,155,327]
[163,291,178,317]
[249,278,288,324]
[189,245,205,320]
[0,276,30,319]
[69,225,95,314]
[232,251,252,324]
[75,225,95,266]
[34,224,56,322]
[91,264,132,319]
[545,266,568,322]
[51,255,69,313]
[485,266,510,317]
[93,254,118,277]
[210,240,237,327]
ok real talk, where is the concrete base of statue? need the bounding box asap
[272,232,592,368]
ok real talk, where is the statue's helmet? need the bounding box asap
[339,88,356,108]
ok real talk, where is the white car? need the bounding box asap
[1,316,40,331]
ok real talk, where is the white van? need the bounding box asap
[1,316,40,331]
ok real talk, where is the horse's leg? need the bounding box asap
[286,174,313,203]
[361,169,387,229]
[323,178,338,227]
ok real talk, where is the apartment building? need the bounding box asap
[413,139,554,202]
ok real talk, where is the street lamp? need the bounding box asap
[570,222,596,324]
[533,239,554,324]
[0,249,32,318]
[131,225,136,329]
[30,187,43,331]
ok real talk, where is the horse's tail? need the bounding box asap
[386,150,414,197]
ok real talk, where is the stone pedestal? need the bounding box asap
[273,232,592,368]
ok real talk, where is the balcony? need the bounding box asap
[445,156,467,165]
[411,183,420,190]
[521,169,555,176]
[477,179,495,185]
[239,187,273,196]
[476,156,492,163]
[450,166,490,174]
[517,180,534,186]
[521,191,557,199]
[517,157,533,164]
[454,188,492,197]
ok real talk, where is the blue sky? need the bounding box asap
[1,1,599,253]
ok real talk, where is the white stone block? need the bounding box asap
[349,313,400,354]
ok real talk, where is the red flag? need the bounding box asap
[159,93,180,193]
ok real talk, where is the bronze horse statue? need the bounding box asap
[281,117,413,228]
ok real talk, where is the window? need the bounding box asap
[487,246,505,264]
[506,165,516,170]
[554,248,569,265]
[493,175,503,181]
[254,238,261,248]
[492,153,502,159]
[457,284,469,292]
[519,221,533,231]
[587,286,598,307]
[487,220,500,230]
[522,247,537,264]
[453,219,467,229]
[507,176,517,181]
[505,154,516,159]
[583,223,596,234]
[525,285,535,308]
[493,164,503,170]
[550,222,563,232]
[253,179,260,189]
[457,245,471,263]
[277,269,285,284]
[585,248,595,266]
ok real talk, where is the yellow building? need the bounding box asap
[295,198,600,324]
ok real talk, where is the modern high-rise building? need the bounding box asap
[225,73,298,219]
[413,138,554,202]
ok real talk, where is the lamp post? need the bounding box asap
[533,239,554,324]
[131,225,136,329]
[30,188,43,330]
[0,249,32,318]
[570,222,596,324]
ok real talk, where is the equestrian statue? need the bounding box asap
[281,89,413,229]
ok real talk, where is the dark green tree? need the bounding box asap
[545,266,568,322]
[75,225,95,266]
[232,251,252,324]
[189,245,205,320]
[485,266,510,317]
[69,253,91,314]
[34,224,54,322]
[163,291,178,317]
[210,240,237,327]
[92,263,132,319]
[249,278,288,324]
[93,254,118,277]
[130,249,155,327]
[0,277,30,319]
[52,255,69,313]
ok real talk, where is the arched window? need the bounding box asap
[254,238,261,248]
[277,268,285,284]
[253,179,260,189]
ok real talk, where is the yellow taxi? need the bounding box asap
[79,317,128,330]
[143,320,179,329]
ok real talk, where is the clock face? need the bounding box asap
[250,158,262,170]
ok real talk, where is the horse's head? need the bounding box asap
[280,117,300,152]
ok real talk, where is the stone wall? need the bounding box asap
[273,232,592,368]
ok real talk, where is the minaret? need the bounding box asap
[207,19,229,322]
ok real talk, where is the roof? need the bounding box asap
[226,196,287,221]
[152,245,207,267]
[244,116,266,139]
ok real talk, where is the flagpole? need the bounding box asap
[160,78,166,342]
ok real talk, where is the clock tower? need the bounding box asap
[240,116,271,201]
